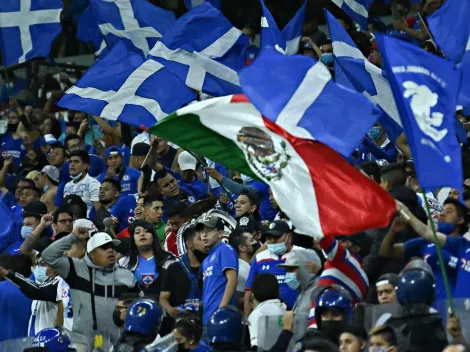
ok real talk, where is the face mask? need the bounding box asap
[320,53,334,66]
[113,309,124,328]
[321,321,344,342]
[43,185,49,193]
[7,123,18,133]
[251,241,261,253]
[21,156,33,169]
[33,266,47,283]
[21,226,34,239]
[192,249,209,263]
[268,240,287,256]
[367,126,382,140]
[437,222,455,235]
[70,172,83,181]
[370,347,393,352]
[285,272,300,290]
[177,343,189,352]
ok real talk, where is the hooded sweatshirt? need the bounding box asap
[41,234,139,345]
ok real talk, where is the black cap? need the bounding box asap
[264,220,291,237]
[131,143,151,156]
[389,185,427,223]
[376,273,400,288]
[64,194,86,207]
[23,200,47,218]
[236,216,260,232]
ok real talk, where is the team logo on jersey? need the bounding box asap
[62,288,69,298]
[141,274,155,286]
[239,217,249,226]
[123,175,130,181]
[78,184,87,190]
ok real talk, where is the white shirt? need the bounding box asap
[64,174,101,215]
[248,299,286,348]
[60,279,73,331]
[236,259,250,292]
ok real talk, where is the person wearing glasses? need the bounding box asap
[52,207,74,236]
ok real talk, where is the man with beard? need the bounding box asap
[89,178,121,230]
[0,105,25,166]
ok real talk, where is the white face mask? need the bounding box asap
[21,226,34,239]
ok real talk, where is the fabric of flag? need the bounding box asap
[89,0,175,57]
[58,42,196,129]
[376,34,463,191]
[0,0,63,66]
[239,47,381,157]
[184,0,221,10]
[0,200,18,253]
[427,0,470,109]
[148,2,248,97]
[325,9,403,142]
[330,0,374,30]
[77,6,108,58]
[148,94,396,237]
[260,0,306,55]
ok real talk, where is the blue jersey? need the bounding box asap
[10,204,23,220]
[191,341,211,352]
[60,154,106,181]
[202,242,238,324]
[180,177,208,200]
[111,194,137,233]
[97,167,140,196]
[135,256,158,287]
[246,248,299,309]
[404,238,458,302]
[443,236,470,298]
[0,134,25,165]
[0,281,32,342]
[162,184,199,221]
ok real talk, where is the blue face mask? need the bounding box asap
[320,53,334,66]
[43,185,49,193]
[267,241,287,256]
[21,226,34,239]
[437,222,455,235]
[285,272,300,290]
[367,126,382,140]
[33,266,47,283]
[70,172,83,181]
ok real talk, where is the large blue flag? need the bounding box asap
[260,0,306,55]
[90,0,175,57]
[184,0,221,10]
[148,2,248,97]
[325,9,403,142]
[77,6,108,59]
[331,0,373,30]
[0,200,18,254]
[239,47,382,157]
[376,34,462,191]
[427,0,470,109]
[0,0,63,66]
[58,42,196,129]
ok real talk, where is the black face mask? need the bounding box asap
[113,309,124,328]
[251,242,261,253]
[7,123,18,133]
[320,321,344,343]
[192,249,209,263]
[21,156,34,169]
[233,178,243,184]
[177,343,189,352]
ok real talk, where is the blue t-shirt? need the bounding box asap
[443,236,470,299]
[10,204,23,220]
[246,249,299,309]
[404,238,458,302]
[60,155,106,182]
[191,341,211,352]
[97,167,141,197]
[162,184,199,221]
[135,256,158,287]
[0,134,25,165]
[1,191,16,208]
[181,177,208,200]
[202,242,238,324]
[111,194,137,233]
[0,281,32,342]
[247,180,277,221]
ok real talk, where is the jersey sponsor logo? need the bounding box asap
[62,288,69,298]
[262,265,270,270]
[203,265,213,280]
[122,175,130,181]
[141,274,155,286]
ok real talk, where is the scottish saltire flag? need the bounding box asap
[0,0,63,66]
[239,47,382,157]
[331,0,373,30]
[427,0,470,108]
[58,43,196,129]
[325,9,403,142]
[148,2,248,97]
[377,34,462,191]
[77,6,108,58]
[184,0,221,10]
[90,0,175,57]
[260,0,306,55]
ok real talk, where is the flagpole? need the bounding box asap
[417,13,444,57]
[421,190,455,315]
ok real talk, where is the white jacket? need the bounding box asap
[248,299,286,348]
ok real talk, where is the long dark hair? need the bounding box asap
[127,220,172,272]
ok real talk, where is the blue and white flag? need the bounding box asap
[58,43,196,129]
[77,6,108,58]
[239,47,382,157]
[90,0,175,58]
[0,0,63,66]
[260,0,306,55]
[376,34,463,191]
[325,9,403,142]
[148,2,248,97]
[184,0,221,10]
[330,0,373,30]
[427,0,470,109]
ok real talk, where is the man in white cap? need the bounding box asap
[37,165,60,212]
[177,151,208,200]
[41,219,139,351]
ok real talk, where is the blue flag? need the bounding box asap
[260,0,306,55]
[239,47,382,157]
[0,201,18,254]
[427,0,470,109]
[376,34,463,191]
[325,9,403,142]
[77,6,109,59]
[148,2,248,97]
[184,0,221,10]
[58,42,196,129]
[0,0,63,66]
[90,0,175,57]
[331,0,374,30]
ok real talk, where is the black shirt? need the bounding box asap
[160,260,202,307]
[157,146,177,169]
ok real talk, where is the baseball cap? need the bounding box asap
[277,251,299,268]
[178,151,197,171]
[376,273,399,288]
[104,146,122,160]
[131,143,151,156]
[264,220,291,237]
[236,216,260,233]
[23,200,48,218]
[39,134,58,146]
[87,232,120,253]
[195,212,224,231]
[41,165,60,183]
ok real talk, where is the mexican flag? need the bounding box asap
[149,94,396,237]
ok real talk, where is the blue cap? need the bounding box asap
[104,145,122,159]
[39,134,58,146]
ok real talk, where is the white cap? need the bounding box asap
[178,151,197,171]
[41,165,60,183]
[73,219,97,238]
[87,232,120,253]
